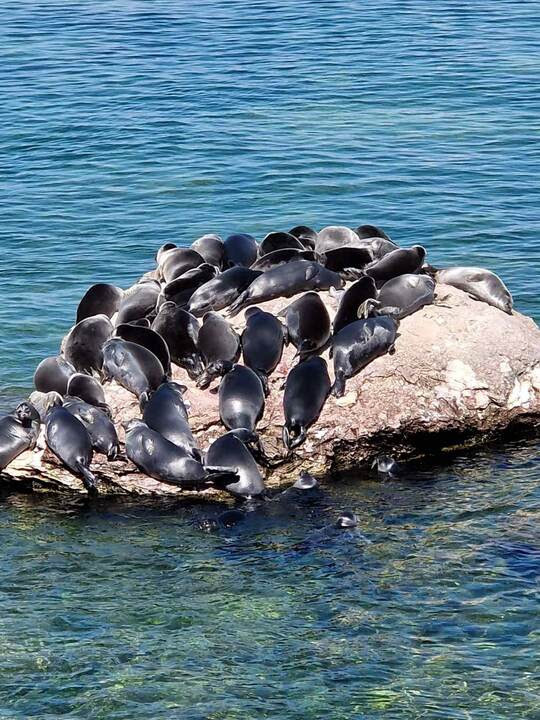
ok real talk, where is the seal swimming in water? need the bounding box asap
[282,356,331,450]
[102,337,166,407]
[76,283,124,323]
[191,233,225,269]
[63,314,114,375]
[187,266,262,316]
[224,233,259,268]
[33,355,76,395]
[331,315,398,397]
[142,381,200,460]
[241,307,287,394]
[45,399,98,494]
[278,292,330,359]
[62,396,119,459]
[124,419,238,490]
[365,246,426,286]
[375,274,435,318]
[227,261,343,317]
[332,276,378,333]
[219,364,265,434]
[151,303,203,379]
[115,323,172,376]
[196,313,241,389]
[0,402,41,472]
[435,267,513,314]
[205,429,266,500]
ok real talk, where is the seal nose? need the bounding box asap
[336,511,359,529]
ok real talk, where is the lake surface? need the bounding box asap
[0,1,539,717]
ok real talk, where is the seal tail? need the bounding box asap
[331,375,346,398]
[76,462,98,496]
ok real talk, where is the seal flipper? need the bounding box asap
[331,374,346,398]
[282,423,307,450]
[76,462,98,495]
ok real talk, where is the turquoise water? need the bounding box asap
[0,1,539,717]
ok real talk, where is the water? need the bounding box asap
[0,1,539,717]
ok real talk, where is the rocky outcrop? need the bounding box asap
[3,284,539,499]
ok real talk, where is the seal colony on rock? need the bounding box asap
[0,219,534,503]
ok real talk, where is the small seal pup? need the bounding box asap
[63,314,114,375]
[282,356,331,450]
[332,276,378,334]
[187,266,262,316]
[142,381,201,460]
[152,303,203,379]
[196,313,241,389]
[0,402,41,471]
[62,396,119,460]
[45,398,98,494]
[124,419,237,490]
[278,292,330,360]
[102,338,166,407]
[241,307,287,394]
[76,283,124,323]
[331,314,399,397]
[435,267,513,314]
[34,356,76,395]
[205,429,266,500]
[223,233,259,268]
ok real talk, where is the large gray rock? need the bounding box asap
[3,284,539,498]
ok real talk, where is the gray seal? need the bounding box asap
[219,364,265,434]
[241,307,287,394]
[34,355,76,395]
[289,225,318,250]
[142,381,200,459]
[115,279,160,326]
[151,303,203,379]
[66,373,110,414]
[188,267,262,316]
[259,232,307,256]
[102,337,166,406]
[115,323,172,376]
[191,234,225,269]
[76,283,124,324]
[205,429,266,500]
[0,402,41,471]
[64,314,114,375]
[124,419,238,490]
[159,264,217,307]
[316,226,360,253]
[436,267,513,314]
[375,274,435,318]
[331,315,398,397]
[278,292,330,359]
[224,233,259,268]
[227,261,344,317]
[63,396,119,459]
[196,313,241,389]
[354,224,392,241]
[366,246,426,286]
[45,401,97,494]
[159,248,205,284]
[332,276,378,334]
[282,356,331,450]
[252,248,319,272]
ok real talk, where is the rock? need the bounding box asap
[2,284,539,499]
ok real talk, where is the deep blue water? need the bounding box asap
[0,1,539,717]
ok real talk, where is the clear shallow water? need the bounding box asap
[0,1,539,717]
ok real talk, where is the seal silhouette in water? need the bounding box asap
[282,356,331,450]
[0,402,41,472]
[436,267,513,314]
[241,307,287,394]
[279,292,331,360]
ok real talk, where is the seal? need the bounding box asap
[159,247,205,284]
[219,364,265,435]
[115,323,172,376]
[187,266,262,316]
[436,267,513,314]
[34,355,76,395]
[322,246,372,276]
[191,233,225,269]
[0,402,41,472]
[375,274,435,318]
[102,337,166,406]
[76,283,124,323]
[151,303,203,379]
[224,233,259,268]
[159,263,217,307]
[63,314,114,375]
[45,399,97,494]
[156,243,177,264]
[63,396,119,459]
[316,225,359,253]
[66,373,110,414]
[142,381,201,459]
[227,261,344,317]
[289,225,318,250]
[28,390,63,421]
[331,315,398,397]
[354,224,392,241]
[196,313,241,388]
[115,279,160,326]
[332,276,378,333]
[241,307,287,394]
[259,232,307,256]
[252,248,319,272]
[368,237,399,259]
[278,292,330,359]
[205,429,266,499]
[282,356,331,449]
[365,246,426,286]
[124,419,238,490]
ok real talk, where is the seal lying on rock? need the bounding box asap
[142,381,200,460]
[435,267,513,314]
[279,292,331,360]
[34,356,76,395]
[63,396,119,460]
[205,429,266,500]
[0,402,41,472]
[241,307,287,394]
[282,356,331,450]
[102,338,166,407]
[196,313,241,389]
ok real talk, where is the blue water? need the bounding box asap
[0,1,539,717]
